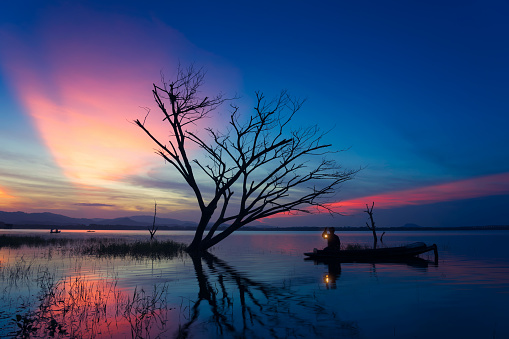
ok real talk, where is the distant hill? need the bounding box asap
[0,211,197,227]
[128,215,197,227]
[0,211,91,226]
[400,223,423,228]
[2,211,508,231]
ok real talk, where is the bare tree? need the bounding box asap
[135,65,358,252]
[364,202,378,249]
[148,201,158,240]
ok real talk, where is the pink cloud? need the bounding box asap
[258,172,509,222]
[0,7,241,217]
[329,172,509,214]
[1,9,235,189]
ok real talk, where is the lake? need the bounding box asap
[1,230,508,338]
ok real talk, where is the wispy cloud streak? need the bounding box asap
[74,203,116,207]
[330,172,509,214]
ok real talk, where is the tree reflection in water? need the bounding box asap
[2,252,360,338]
[177,252,359,339]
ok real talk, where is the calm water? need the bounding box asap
[1,230,508,338]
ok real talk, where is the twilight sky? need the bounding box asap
[1,0,508,227]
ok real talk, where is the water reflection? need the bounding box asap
[309,256,438,290]
[3,231,509,338]
[178,252,360,339]
[323,261,342,289]
[1,249,360,339]
[5,271,173,338]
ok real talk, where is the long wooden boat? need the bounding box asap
[304,242,438,263]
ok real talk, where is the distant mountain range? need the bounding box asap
[0,211,197,227]
[2,211,507,231]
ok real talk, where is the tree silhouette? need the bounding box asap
[364,202,378,249]
[176,252,360,339]
[148,201,158,240]
[135,65,357,252]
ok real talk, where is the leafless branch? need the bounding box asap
[135,66,358,252]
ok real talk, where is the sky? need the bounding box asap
[1,0,508,227]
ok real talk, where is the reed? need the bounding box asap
[0,235,186,337]
[81,239,186,259]
[0,235,186,259]
[11,273,172,338]
[0,256,34,284]
[344,243,371,250]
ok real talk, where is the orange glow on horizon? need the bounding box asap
[0,187,15,200]
[0,186,19,209]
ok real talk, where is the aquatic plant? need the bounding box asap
[9,272,173,338]
[344,243,371,250]
[81,239,186,259]
[0,235,186,259]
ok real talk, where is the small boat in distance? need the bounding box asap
[304,242,438,263]
[87,230,95,232]
[50,229,61,233]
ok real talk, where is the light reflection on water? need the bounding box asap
[1,230,508,338]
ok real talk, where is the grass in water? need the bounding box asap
[11,273,172,338]
[344,243,371,250]
[81,239,186,259]
[1,235,185,337]
[0,235,186,259]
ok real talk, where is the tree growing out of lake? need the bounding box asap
[148,201,158,240]
[364,202,384,249]
[135,65,357,252]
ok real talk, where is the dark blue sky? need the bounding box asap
[1,1,508,226]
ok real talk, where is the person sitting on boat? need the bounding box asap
[322,227,341,251]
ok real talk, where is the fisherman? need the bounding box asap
[322,227,341,251]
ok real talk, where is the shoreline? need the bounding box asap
[2,224,509,232]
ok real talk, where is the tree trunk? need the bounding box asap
[186,209,215,253]
[371,229,378,249]
[197,222,241,252]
